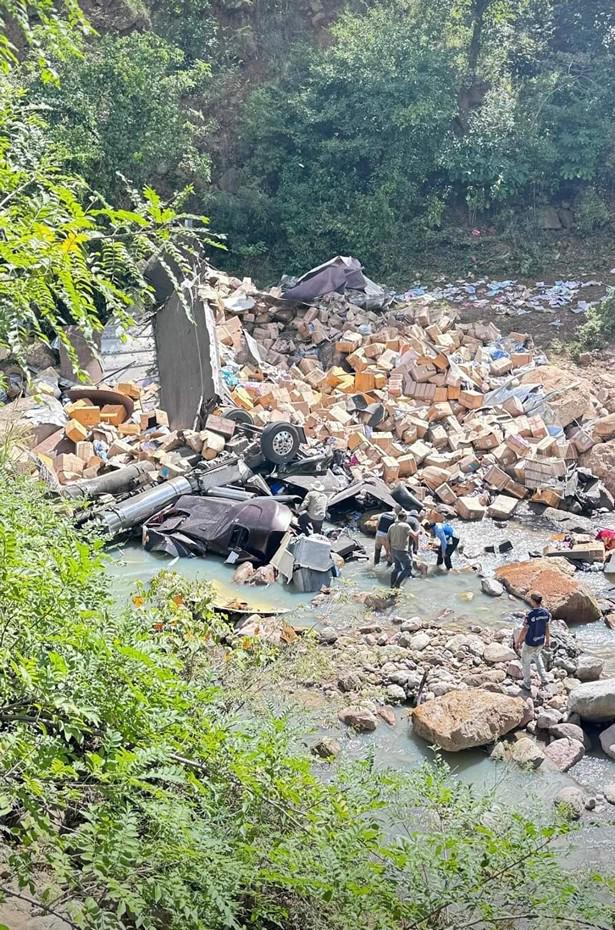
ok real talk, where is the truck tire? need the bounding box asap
[260,422,301,464]
[219,406,254,426]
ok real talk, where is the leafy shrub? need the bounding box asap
[575,287,615,352]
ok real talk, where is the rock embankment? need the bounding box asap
[312,612,614,787]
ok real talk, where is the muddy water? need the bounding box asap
[108,520,615,822]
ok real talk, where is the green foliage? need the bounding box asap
[0,76,218,366]
[207,0,615,280]
[34,33,212,201]
[575,287,615,352]
[0,470,614,930]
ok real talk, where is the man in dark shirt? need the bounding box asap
[514,592,551,690]
[374,505,400,566]
[387,510,418,588]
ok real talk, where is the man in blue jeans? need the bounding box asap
[425,520,460,571]
[387,510,417,588]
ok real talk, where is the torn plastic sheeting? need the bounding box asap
[484,382,546,415]
[280,256,368,302]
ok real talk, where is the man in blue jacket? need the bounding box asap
[425,520,460,571]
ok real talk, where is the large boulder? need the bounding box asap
[495,558,601,624]
[411,689,526,752]
[568,679,615,721]
[521,366,595,427]
[599,722,615,760]
[581,440,615,497]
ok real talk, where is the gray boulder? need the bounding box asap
[544,737,585,772]
[604,783,615,805]
[569,678,615,720]
[338,673,363,693]
[536,708,563,729]
[484,642,516,665]
[319,626,338,645]
[385,684,407,705]
[481,578,504,597]
[599,722,615,760]
[549,722,587,746]
[575,655,604,683]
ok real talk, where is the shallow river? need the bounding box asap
[108,517,615,859]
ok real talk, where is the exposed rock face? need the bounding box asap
[599,722,615,760]
[521,366,594,427]
[411,689,525,752]
[592,413,615,442]
[544,737,585,772]
[569,679,615,720]
[495,559,601,623]
[581,440,615,496]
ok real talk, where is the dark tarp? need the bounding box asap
[281,256,367,303]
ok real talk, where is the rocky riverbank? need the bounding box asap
[295,601,615,813]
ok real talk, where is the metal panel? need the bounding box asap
[154,282,224,430]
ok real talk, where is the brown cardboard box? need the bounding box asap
[455,496,486,520]
[65,419,88,444]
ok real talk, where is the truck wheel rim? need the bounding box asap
[271,430,294,456]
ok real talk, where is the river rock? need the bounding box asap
[605,783,615,805]
[385,684,407,704]
[481,577,504,597]
[549,723,587,745]
[400,617,422,632]
[338,706,378,732]
[581,440,615,497]
[484,642,516,664]
[233,561,255,584]
[599,722,615,759]
[377,706,396,726]
[411,689,526,752]
[338,673,362,693]
[569,678,615,720]
[318,626,338,645]
[544,737,585,772]
[507,660,523,680]
[495,558,601,623]
[311,737,341,759]
[536,707,563,729]
[251,563,276,585]
[575,655,604,683]
[408,631,431,651]
[508,736,545,769]
[555,786,586,819]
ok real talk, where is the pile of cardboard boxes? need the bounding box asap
[34,266,615,523]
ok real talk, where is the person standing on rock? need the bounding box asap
[387,510,417,588]
[425,520,459,571]
[298,482,328,535]
[515,592,551,691]
[374,505,400,566]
